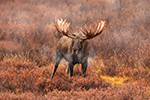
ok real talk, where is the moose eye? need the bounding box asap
[80,41,83,44]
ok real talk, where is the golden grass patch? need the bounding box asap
[100,75,130,85]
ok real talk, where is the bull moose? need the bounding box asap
[51,19,106,79]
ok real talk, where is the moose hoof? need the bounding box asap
[82,74,86,77]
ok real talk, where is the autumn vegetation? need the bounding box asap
[0,0,150,99]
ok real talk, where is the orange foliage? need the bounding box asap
[0,0,150,99]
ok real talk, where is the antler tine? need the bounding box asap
[80,21,106,39]
[80,27,87,35]
[93,23,101,36]
[55,18,75,39]
[85,24,90,34]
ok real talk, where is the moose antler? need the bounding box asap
[55,18,75,39]
[80,21,106,39]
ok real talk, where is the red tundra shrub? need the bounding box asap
[0,0,150,99]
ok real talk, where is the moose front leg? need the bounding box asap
[51,53,62,79]
[69,63,74,77]
[81,60,88,77]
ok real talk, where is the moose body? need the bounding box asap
[51,19,106,78]
[57,36,89,65]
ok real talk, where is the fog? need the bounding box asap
[0,0,149,66]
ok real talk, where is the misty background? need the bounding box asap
[0,0,149,67]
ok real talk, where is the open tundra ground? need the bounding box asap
[0,0,150,99]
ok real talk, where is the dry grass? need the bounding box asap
[100,75,130,85]
[0,58,149,99]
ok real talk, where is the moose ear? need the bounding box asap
[81,36,87,41]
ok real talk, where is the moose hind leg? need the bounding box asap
[51,55,62,79]
[81,61,87,77]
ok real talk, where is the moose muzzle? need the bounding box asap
[72,49,78,55]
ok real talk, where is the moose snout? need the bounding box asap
[72,48,78,55]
